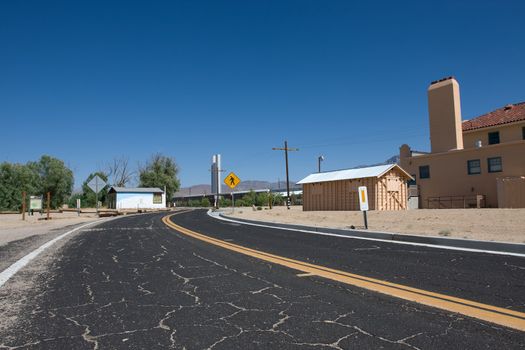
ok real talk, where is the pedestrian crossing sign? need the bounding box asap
[224,172,241,189]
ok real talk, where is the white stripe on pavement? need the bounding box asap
[0,220,104,288]
[207,210,525,258]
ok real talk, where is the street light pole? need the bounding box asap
[318,155,325,173]
[272,140,299,209]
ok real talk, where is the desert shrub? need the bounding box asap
[438,229,451,237]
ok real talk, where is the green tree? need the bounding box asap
[188,199,201,207]
[235,199,246,207]
[81,172,109,207]
[67,193,83,209]
[28,155,74,209]
[201,197,211,207]
[139,154,180,204]
[242,190,257,206]
[272,193,285,206]
[0,162,40,211]
[256,192,269,207]
[219,197,232,207]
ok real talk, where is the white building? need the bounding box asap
[107,187,166,210]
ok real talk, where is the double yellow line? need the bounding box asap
[162,213,525,332]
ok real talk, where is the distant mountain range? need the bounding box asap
[175,155,399,197]
[175,180,299,197]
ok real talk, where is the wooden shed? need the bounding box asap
[298,164,413,211]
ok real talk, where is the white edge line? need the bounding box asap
[206,210,525,258]
[0,219,106,288]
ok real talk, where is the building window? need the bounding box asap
[488,157,502,173]
[522,126,525,140]
[153,193,162,204]
[467,159,481,175]
[488,131,500,145]
[419,165,430,179]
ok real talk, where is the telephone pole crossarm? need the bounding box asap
[272,147,299,151]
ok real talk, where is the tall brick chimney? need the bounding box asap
[428,77,463,153]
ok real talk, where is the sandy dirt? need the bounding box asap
[0,212,100,246]
[227,206,525,244]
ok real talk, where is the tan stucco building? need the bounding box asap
[400,77,525,208]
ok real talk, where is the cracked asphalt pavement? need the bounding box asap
[0,209,524,349]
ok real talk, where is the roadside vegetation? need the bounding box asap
[1,153,180,211]
[180,190,301,208]
[0,155,73,211]
[138,153,180,203]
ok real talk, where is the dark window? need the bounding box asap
[488,157,502,173]
[488,131,500,145]
[419,165,430,179]
[522,127,525,140]
[467,159,481,175]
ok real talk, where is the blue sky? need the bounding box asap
[1,1,524,189]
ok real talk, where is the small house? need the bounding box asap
[297,164,413,211]
[107,187,166,210]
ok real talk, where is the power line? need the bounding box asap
[295,130,426,149]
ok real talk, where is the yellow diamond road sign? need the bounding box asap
[224,172,241,189]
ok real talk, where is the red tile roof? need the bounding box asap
[462,102,525,131]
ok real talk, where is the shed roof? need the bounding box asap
[109,186,164,193]
[297,164,412,185]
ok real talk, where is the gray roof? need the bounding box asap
[297,164,412,185]
[109,186,164,193]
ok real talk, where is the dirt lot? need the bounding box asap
[0,212,100,246]
[227,206,525,243]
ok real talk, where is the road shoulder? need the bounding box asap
[215,210,525,256]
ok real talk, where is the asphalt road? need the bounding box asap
[0,209,524,349]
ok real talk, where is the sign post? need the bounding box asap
[224,172,241,213]
[358,186,369,229]
[87,175,107,216]
[22,192,26,221]
[46,192,51,220]
[76,198,81,216]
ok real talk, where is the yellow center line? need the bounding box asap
[162,214,525,332]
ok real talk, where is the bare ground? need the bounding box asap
[0,212,99,246]
[227,206,525,244]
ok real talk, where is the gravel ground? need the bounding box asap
[0,212,100,247]
[227,206,525,243]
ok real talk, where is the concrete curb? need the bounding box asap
[218,213,525,255]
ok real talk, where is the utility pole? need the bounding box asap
[272,140,299,209]
[318,155,325,173]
